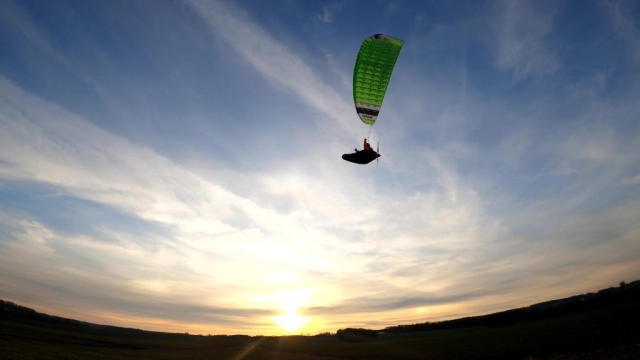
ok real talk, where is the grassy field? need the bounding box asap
[1,293,639,360]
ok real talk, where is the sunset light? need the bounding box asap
[273,308,309,333]
[1,0,640,343]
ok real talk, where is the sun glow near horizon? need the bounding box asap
[273,307,309,333]
[251,283,314,334]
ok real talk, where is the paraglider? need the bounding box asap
[342,34,403,165]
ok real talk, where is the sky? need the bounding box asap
[1,0,640,336]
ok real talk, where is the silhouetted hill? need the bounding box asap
[379,279,640,334]
[0,299,190,339]
[0,300,93,329]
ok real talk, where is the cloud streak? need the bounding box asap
[492,0,558,77]
[602,0,640,61]
[185,0,356,138]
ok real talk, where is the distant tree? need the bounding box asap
[620,281,627,288]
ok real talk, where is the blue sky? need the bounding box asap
[1,0,640,335]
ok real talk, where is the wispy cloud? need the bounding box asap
[321,48,350,87]
[621,174,640,186]
[185,0,356,138]
[318,6,333,23]
[602,0,640,61]
[491,0,558,77]
[317,2,348,24]
[0,0,68,65]
[388,2,400,12]
[556,122,618,161]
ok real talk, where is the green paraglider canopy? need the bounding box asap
[353,34,404,126]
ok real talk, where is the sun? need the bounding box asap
[273,309,308,333]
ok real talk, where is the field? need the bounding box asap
[1,289,639,360]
